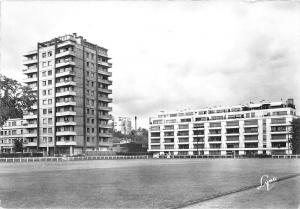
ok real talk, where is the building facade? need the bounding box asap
[148,99,297,156]
[0,118,26,153]
[23,33,113,156]
[113,117,132,135]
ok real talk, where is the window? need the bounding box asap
[43,109,47,114]
[48,61,52,66]
[48,99,52,104]
[86,71,89,77]
[48,51,52,57]
[48,128,52,133]
[43,137,47,143]
[48,108,53,114]
[87,128,90,133]
[42,71,46,77]
[48,118,53,124]
[48,89,52,95]
[42,81,47,86]
[43,90,47,95]
[48,80,52,85]
[42,62,47,67]
[42,53,46,58]
[86,62,89,67]
[43,118,47,124]
[43,128,47,134]
[43,100,47,105]
[48,137,52,142]
[48,70,52,76]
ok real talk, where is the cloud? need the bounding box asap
[1,1,300,128]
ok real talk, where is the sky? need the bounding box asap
[1,1,300,128]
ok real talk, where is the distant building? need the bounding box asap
[148,99,298,156]
[0,118,26,153]
[113,117,132,135]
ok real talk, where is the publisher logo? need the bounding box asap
[257,175,277,191]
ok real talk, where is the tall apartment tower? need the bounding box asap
[22,33,112,156]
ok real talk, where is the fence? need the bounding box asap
[0,155,149,163]
[85,150,116,156]
[171,155,234,159]
[271,155,300,159]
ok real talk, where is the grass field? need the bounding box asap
[0,159,299,209]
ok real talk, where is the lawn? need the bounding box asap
[0,159,299,208]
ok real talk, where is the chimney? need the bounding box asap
[134,116,137,131]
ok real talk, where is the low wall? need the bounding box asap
[271,155,300,159]
[0,155,149,163]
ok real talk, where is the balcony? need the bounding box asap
[98,78,112,85]
[98,61,112,68]
[270,123,290,127]
[244,124,258,127]
[56,101,76,107]
[56,141,77,146]
[56,91,76,97]
[25,142,37,147]
[56,81,76,87]
[23,58,37,65]
[98,88,112,94]
[57,41,75,49]
[23,133,37,138]
[23,67,37,74]
[55,50,75,58]
[56,71,75,78]
[98,96,112,103]
[23,77,37,83]
[98,69,112,77]
[244,132,259,135]
[56,121,76,126]
[99,133,112,138]
[56,61,76,68]
[56,111,76,116]
[98,124,112,129]
[98,106,112,111]
[24,123,38,128]
[24,50,37,57]
[99,115,112,120]
[56,131,76,136]
[23,114,37,119]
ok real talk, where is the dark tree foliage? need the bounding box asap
[0,74,36,126]
[112,127,148,147]
[290,118,300,154]
[14,139,23,153]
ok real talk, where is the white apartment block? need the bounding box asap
[0,118,26,153]
[22,33,113,156]
[113,117,132,135]
[148,99,297,156]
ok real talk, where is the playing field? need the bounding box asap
[0,159,299,209]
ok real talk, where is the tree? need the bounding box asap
[14,139,23,153]
[290,118,300,154]
[0,74,36,126]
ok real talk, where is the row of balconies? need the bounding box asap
[150,146,288,150]
[152,122,291,132]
